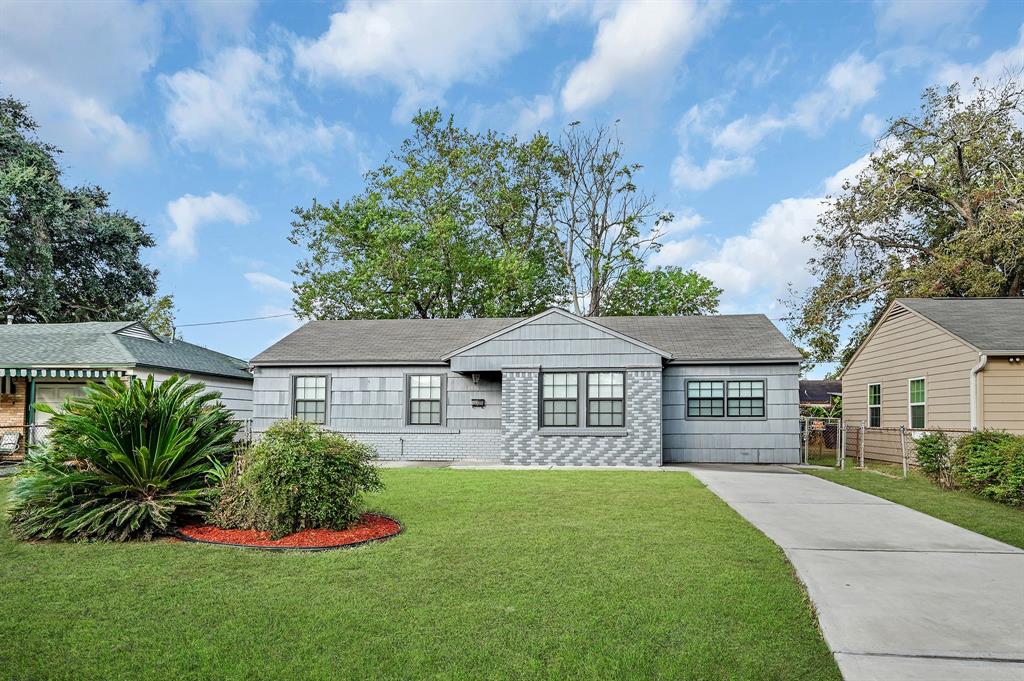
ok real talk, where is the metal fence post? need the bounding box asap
[837,423,844,469]
[899,425,909,479]
[802,417,809,464]
[859,421,865,469]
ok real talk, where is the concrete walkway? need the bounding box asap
[684,465,1024,681]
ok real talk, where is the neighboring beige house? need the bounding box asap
[840,298,1024,462]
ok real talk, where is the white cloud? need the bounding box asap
[180,0,259,51]
[691,198,824,308]
[671,154,753,191]
[161,47,357,165]
[512,95,556,137]
[166,192,257,258]
[293,0,557,119]
[873,0,982,40]
[824,153,872,194]
[860,113,885,139]
[673,52,884,190]
[561,0,728,112]
[934,24,1024,89]
[0,0,159,167]
[649,237,707,267]
[244,272,292,294]
[662,211,706,235]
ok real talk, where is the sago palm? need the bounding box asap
[8,375,239,541]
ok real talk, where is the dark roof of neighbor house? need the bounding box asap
[898,298,1024,354]
[799,379,842,404]
[0,321,251,380]
[251,312,803,365]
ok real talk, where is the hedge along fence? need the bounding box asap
[907,430,1024,508]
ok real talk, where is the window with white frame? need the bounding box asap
[868,383,881,428]
[909,378,926,429]
[587,372,624,427]
[727,380,765,417]
[408,375,442,425]
[542,372,578,427]
[293,376,327,424]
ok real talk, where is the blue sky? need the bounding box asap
[2,0,1022,376]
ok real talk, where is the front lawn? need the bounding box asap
[805,466,1024,549]
[0,470,840,681]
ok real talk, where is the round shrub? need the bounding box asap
[7,375,239,541]
[955,430,1015,493]
[210,420,383,539]
[990,436,1024,507]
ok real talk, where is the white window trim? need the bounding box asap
[292,374,330,425]
[405,373,445,426]
[867,382,881,428]
[908,376,926,430]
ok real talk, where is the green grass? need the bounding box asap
[0,470,840,681]
[805,466,1024,549]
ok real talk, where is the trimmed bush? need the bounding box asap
[955,430,1016,494]
[210,420,383,539]
[989,437,1024,507]
[914,431,954,488]
[7,375,239,541]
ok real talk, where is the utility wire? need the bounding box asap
[176,312,295,328]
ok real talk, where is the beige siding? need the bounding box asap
[842,304,979,462]
[980,358,1024,434]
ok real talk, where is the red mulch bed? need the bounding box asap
[177,513,401,551]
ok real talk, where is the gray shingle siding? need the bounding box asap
[662,364,800,463]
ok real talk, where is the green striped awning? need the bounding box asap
[1,368,127,378]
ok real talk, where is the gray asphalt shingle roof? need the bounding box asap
[898,298,1024,354]
[0,322,251,380]
[251,312,802,365]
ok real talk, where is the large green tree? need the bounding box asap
[790,78,1024,367]
[290,110,563,319]
[0,95,173,326]
[603,266,721,316]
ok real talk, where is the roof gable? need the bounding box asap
[442,308,672,361]
[896,298,1024,354]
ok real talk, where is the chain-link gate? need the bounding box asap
[801,416,844,466]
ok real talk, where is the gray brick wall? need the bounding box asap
[500,368,662,466]
[343,430,502,461]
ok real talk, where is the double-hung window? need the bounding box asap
[542,373,578,427]
[727,380,765,417]
[408,375,442,425]
[868,383,881,428]
[687,381,725,417]
[687,379,766,418]
[909,378,926,429]
[587,372,624,427]
[293,376,327,424]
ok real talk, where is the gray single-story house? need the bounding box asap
[250,308,802,466]
[0,321,253,458]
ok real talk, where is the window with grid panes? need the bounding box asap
[587,372,624,427]
[408,375,442,425]
[542,372,578,427]
[909,378,926,429]
[687,380,724,417]
[727,380,765,417]
[868,383,881,427]
[293,376,327,424]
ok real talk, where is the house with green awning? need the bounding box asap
[0,321,252,460]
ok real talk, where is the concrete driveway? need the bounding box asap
[684,464,1024,681]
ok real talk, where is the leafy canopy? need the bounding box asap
[0,95,174,326]
[291,111,721,320]
[7,375,239,541]
[290,110,564,319]
[603,266,721,316]
[789,78,1024,367]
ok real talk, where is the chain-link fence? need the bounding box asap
[836,423,977,477]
